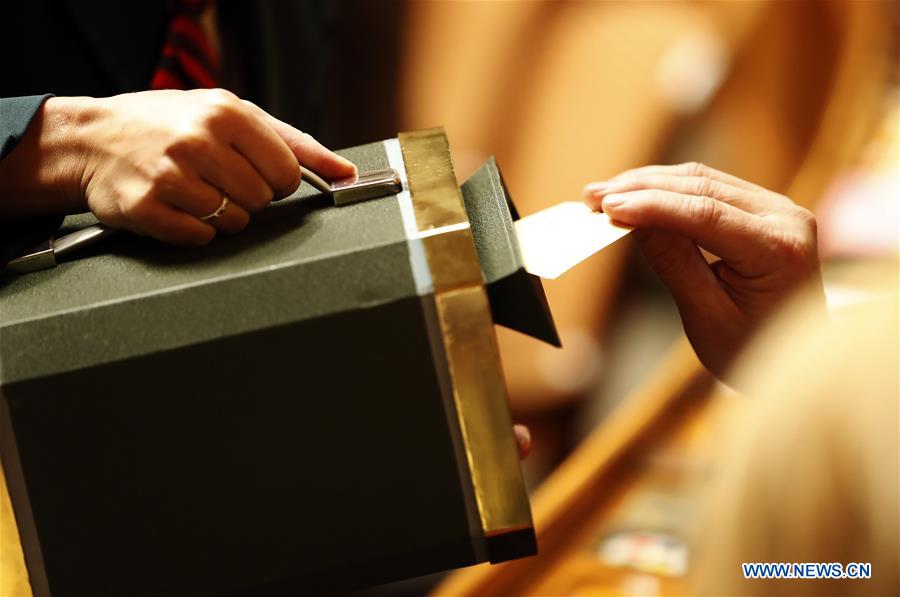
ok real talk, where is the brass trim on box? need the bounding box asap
[398,129,533,546]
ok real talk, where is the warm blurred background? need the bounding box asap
[2,1,897,595]
[391,0,899,595]
[395,0,897,474]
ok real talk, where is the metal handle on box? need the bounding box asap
[4,166,401,275]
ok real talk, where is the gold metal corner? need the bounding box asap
[398,128,533,539]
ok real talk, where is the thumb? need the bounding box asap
[632,228,729,314]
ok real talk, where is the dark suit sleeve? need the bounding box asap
[1,95,52,158]
[1,94,63,272]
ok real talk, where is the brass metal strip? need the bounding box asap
[398,128,532,539]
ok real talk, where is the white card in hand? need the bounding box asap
[514,202,633,279]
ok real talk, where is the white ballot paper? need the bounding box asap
[514,201,633,279]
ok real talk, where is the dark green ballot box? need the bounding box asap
[0,128,559,595]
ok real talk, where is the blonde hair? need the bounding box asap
[694,264,900,596]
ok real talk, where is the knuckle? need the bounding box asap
[166,131,211,158]
[772,227,817,266]
[198,89,241,126]
[789,208,819,260]
[764,205,819,266]
[693,176,719,199]
[791,205,818,234]
[147,159,187,197]
[683,161,710,178]
[205,87,238,106]
[764,208,817,261]
[120,189,156,221]
[686,195,721,225]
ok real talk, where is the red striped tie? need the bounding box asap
[150,0,219,90]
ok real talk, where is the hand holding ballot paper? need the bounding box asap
[512,160,823,380]
[579,162,825,377]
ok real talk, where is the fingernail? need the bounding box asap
[582,181,611,197]
[602,194,627,210]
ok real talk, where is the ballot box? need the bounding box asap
[0,129,558,595]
